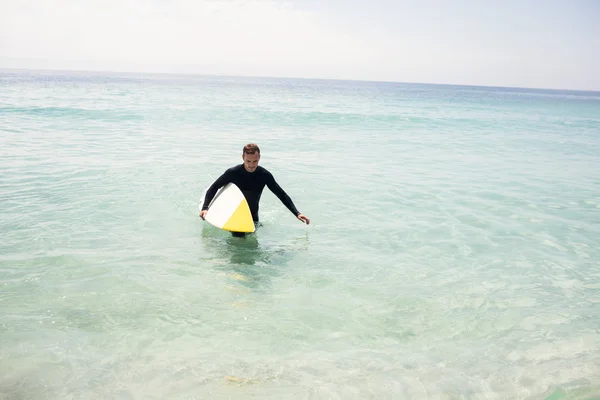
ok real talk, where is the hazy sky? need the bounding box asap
[1,0,598,89]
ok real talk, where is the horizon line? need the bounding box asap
[1,66,599,94]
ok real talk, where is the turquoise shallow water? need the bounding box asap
[1,69,600,399]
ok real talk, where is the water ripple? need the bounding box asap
[1,69,599,399]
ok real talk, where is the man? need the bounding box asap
[200,144,310,236]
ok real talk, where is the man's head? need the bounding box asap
[242,143,260,172]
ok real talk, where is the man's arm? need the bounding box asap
[201,170,232,211]
[266,173,301,217]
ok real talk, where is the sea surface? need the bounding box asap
[1,69,599,400]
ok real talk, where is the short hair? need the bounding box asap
[243,143,260,155]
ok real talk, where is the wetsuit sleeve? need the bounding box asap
[201,170,232,210]
[266,173,301,217]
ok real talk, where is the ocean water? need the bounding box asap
[1,69,599,400]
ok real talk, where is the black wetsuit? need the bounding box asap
[201,165,300,234]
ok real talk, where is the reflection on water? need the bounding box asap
[201,225,309,291]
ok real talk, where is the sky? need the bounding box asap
[0,0,599,90]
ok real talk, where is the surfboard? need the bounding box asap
[199,183,255,233]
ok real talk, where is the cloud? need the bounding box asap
[0,0,380,76]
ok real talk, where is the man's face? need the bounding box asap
[242,152,260,172]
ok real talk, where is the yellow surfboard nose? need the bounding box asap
[222,199,255,232]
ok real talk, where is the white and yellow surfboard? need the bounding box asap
[199,183,255,233]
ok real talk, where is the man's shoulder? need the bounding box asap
[225,164,244,173]
[257,166,273,177]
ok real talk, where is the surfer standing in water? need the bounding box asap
[200,143,310,237]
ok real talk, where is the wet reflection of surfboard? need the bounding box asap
[199,182,255,233]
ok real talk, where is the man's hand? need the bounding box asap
[297,214,310,225]
[199,210,207,220]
